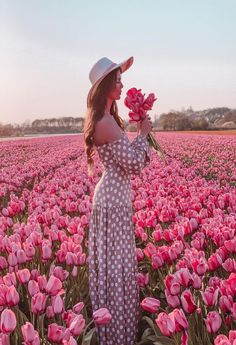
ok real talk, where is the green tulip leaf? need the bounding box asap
[141,316,160,337]
[82,327,96,345]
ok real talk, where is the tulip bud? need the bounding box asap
[5,286,20,307]
[21,322,35,343]
[0,309,17,334]
[141,297,160,313]
[93,307,112,325]
[16,269,31,284]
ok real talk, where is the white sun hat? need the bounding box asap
[87,56,134,105]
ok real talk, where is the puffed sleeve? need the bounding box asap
[108,132,151,175]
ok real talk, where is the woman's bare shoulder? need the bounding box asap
[94,116,124,146]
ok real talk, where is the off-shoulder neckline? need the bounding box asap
[95,131,126,149]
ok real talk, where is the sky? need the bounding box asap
[0,0,236,125]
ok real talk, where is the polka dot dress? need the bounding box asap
[88,131,151,345]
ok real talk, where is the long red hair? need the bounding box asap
[83,67,125,176]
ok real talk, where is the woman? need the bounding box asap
[83,56,152,345]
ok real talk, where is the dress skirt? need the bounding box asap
[88,204,141,345]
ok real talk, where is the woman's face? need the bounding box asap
[108,69,123,101]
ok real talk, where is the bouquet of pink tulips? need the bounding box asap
[124,87,167,165]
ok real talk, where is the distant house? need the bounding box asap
[222,121,236,129]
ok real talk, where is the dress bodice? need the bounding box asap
[92,131,151,207]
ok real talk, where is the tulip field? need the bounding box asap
[0,132,236,345]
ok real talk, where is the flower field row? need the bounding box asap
[0,132,235,344]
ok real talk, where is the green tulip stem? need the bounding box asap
[80,319,94,343]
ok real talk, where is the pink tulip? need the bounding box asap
[62,337,77,345]
[80,214,88,225]
[143,93,157,111]
[155,312,175,336]
[5,285,19,306]
[222,258,236,273]
[16,269,31,284]
[226,273,236,295]
[169,308,188,332]
[0,257,8,270]
[3,273,16,287]
[53,267,69,282]
[76,253,86,266]
[209,276,222,289]
[0,309,17,334]
[170,282,181,296]
[143,243,156,258]
[31,292,47,314]
[65,252,76,266]
[7,253,17,267]
[168,247,179,261]
[52,295,64,314]
[220,280,232,296]
[176,268,192,287]
[166,292,180,308]
[30,269,40,280]
[219,295,233,312]
[0,333,10,345]
[201,287,219,307]
[72,302,84,314]
[208,254,222,271]
[21,322,35,342]
[181,290,197,313]
[56,250,66,263]
[152,229,162,242]
[0,285,8,306]
[164,274,175,290]
[16,249,27,264]
[136,248,144,261]
[41,244,52,260]
[28,280,40,297]
[214,334,230,345]
[63,310,77,328]
[152,253,164,269]
[93,307,112,325]
[37,275,47,291]
[69,314,85,336]
[141,297,160,313]
[224,239,236,253]
[48,323,70,343]
[29,336,40,345]
[23,243,35,258]
[46,275,63,296]
[136,272,149,287]
[164,274,181,296]
[191,259,208,276]
[229,331,236,344]
[205,311,222,333]
[191,273,202,289]
[46,306,55,319]
[2,208,9,217]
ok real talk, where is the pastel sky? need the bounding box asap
[0,0,236,125]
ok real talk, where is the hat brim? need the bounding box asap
[87,56,134,106]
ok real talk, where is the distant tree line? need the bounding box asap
[152,108,236,131]
[0,117,85,137]
[157,112,208,130]
[0,124,18,137]
[0,109,236,137]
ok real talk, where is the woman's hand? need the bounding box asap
[138,115,153,136]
